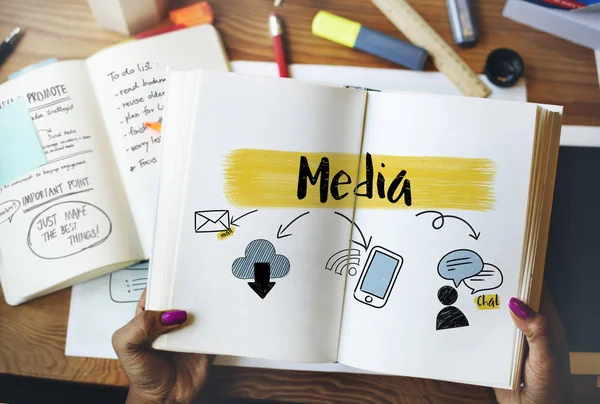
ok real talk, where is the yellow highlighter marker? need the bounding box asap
[312,11,428,71]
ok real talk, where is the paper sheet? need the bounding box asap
[230,61,528,101]
[66,261,148,358]
[86,25,230,257]
[0,61,142,305]
[66,61,528,371]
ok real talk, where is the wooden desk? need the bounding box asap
[0,0,599,403]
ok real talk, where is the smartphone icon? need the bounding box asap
[354,246,403,308]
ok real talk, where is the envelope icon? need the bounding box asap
[195,210,230,233]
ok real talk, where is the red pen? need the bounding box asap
[269,12,289,78]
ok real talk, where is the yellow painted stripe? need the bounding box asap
[312,11,361,48]
[223,149,496,211]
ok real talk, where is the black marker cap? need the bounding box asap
[484,48,524,88]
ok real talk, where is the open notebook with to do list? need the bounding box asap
[145,70,562,389]
[0,25,229,305]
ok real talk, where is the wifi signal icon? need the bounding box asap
[325,249,361,276]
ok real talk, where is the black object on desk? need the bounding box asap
[484,48,524,88]
[0,27,24,67]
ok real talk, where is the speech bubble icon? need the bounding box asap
[27,201,112,259]
[464,263,503,295]
[438,249,484,287]
[0,200,21,225]
[109,264,149,303]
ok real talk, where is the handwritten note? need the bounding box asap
[28,201,112,259]
[83,25,229,255]
[0,61,142,305]
[105,61,164,173]
[85,59,169,256]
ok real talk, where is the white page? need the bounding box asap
[86,25,229,256]
[230,61,528,102]
[0,61,142,305]
[337,92,539,387]
[66,262,147,359]
[150,71,367,363]
[560,124,600,147]
[66,61,528,371]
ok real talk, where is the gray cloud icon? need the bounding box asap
[232,239,290,279]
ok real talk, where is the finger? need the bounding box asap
[509,297,553,359]
[113,309,187,354]
[509,297,556,387]
[136,288,147,315]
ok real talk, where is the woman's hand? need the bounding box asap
[112,289,213,404]
[495,288,572,404]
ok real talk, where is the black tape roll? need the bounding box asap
[485,48,525,88]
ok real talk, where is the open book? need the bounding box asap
[147,70,562,389]
[0,26,229,305]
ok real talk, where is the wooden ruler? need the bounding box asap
[371,0,491,98]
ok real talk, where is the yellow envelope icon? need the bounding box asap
[195,210,230,233]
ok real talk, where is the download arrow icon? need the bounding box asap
[248,262,275,299]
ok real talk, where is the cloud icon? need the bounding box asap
[232,239,290,279]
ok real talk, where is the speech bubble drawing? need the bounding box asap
[109,263,149,303]
[438,249,484,287]
[0,200,21,225]
[464,263,503,295]
[27,201,112,259]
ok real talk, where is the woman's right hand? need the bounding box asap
[494,288,572,404]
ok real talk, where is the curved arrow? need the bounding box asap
[415,210,480,240]
[334,211,372,251]
[231,209,258,227]
[277,212,310,239]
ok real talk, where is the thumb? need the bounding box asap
[509,298,552,358]
[113,309,187,354]
[508,297,555,387]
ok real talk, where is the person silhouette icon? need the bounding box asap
[436,285,469,330]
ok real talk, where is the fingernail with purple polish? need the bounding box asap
[161,310,187,326]
[509,298,533,320]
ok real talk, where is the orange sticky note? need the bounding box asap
[169,2,214,27]
[144,122,162,132]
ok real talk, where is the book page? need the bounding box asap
[0,61,143,305]
[86,25,229,256]
[151,71,367,363]
[337,92,539,387]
